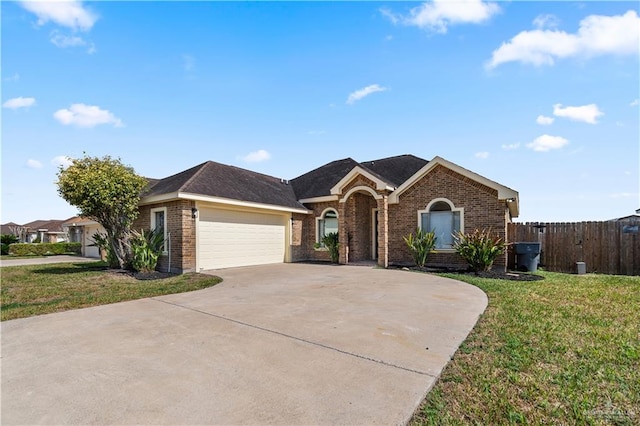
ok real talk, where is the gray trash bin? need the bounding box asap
[514,242,541,272]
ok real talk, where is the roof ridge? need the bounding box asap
[178,161,211,191]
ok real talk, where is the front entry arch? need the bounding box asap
[338,185,389,267]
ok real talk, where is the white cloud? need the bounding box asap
[631,99,639,107]
[383,0,500,33]
[533,14,560,30]
[241,149,271,163]
[52,156,73,169]
[526,134,569,152]
[53,103,123,128]
[50,32,86,47]
[487,10,640,69]
[3,97,36,109]
[475,151,489,159]
[4,73,20,82]
[536,115,554,125]
[19,0,98,31]
[501,142,520,150]
[346,84,388,105]
[553,103,603,124]
[610,192,638,199]
[27,159,43,169]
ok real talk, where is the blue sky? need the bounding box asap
[2,0,639,224]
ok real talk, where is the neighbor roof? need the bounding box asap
[142,161,306,211]
[21,219,68,233]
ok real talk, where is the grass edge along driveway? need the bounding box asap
[410,271,639,425]
[1,261,222,321]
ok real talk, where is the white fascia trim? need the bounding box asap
[140,192,311,215]
[330,166,394,195]
[298,195,339,204]
[389,156,519,216]
[339,185,383,203]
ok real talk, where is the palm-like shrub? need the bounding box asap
[403,228,437,268]
[90,232,119,268]
[321,232,340,263]
[453,228,506,273]
[130,228,165,273]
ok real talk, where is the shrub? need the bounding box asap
[130,228,165,273]
[8,242,81,256]
[453,228,506,273]
[403,228,437,267]
[90,232,119,269]
[321,232,340,263]
[1,234,19,255]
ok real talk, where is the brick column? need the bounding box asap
[338,201,348,264]
[377,195,389,268]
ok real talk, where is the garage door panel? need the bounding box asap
[199,208,287,270]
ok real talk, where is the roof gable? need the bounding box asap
[389,156,519,217]
[329,166,395,195]
[290,155,429,200]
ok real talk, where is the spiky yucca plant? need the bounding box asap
[130,228,165,273]
[453,228,506,273]
[403,228,437,268]
[321,232,340,263]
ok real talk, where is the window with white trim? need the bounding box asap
[316,209,338,247]
[150,207,167,253]
[419,200,463,250]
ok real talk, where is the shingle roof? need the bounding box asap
[21,219,68,233]
[143,161,306,210]
[290,154,428,199]
[290,158,361,200]
[360,154,429,187]
[142,155,430,209]
[1,222,21,235]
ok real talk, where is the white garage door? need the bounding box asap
[199,207,287,270]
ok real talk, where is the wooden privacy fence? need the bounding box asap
[508,221,640,276]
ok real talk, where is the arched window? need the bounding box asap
[419,199,463,250]
[316,208,338,246]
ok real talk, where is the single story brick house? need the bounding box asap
[134,154,519,273]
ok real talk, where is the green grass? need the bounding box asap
[1,261,222,321]
[411,271,640,425]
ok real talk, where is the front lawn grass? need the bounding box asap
[411,271,639,425]
[1,261,222,321]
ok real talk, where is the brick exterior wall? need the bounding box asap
[290,201,339,263]
[388,165,509,270]
[134,200,197,273]
[294,165,510,270]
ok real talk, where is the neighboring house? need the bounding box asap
[613,214,640,223]
[134,154,519,273]
[62,217,105,258]
[13,219,70,243]
[1,222,22,236]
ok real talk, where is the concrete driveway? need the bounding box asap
[1,263,487,425]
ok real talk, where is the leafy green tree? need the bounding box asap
[56,155,148,269]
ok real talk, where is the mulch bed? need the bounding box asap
[106,269,177,281]
[393,265,545,281]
